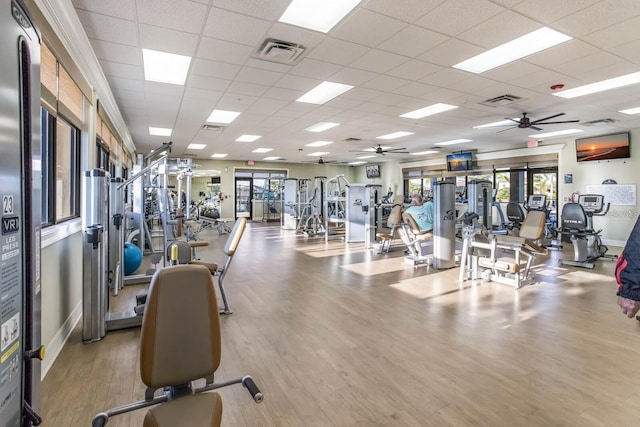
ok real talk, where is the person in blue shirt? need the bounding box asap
[404,194,434,232]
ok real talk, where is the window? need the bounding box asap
[55,117,81,222]
[40,107,55,225]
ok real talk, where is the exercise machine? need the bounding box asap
[0,2,44,424]
[559,194,616,269]
[345,184,382,248]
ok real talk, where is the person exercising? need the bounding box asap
[405,194,434,233]
[616,215,640,318]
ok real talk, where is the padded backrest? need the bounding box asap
[402,212,422,235]
[519,210,546,241]
[561,202,588,230]
[224,217,247,256]
[140,265,221,389]
[506,202,526,222]
[387,204,404,227]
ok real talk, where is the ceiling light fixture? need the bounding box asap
[187,143,206,150]
[252,148,273,153]
[305,122,340,132]
[528,129,583,138]
[553,72,640,98]
[263,156,281,161]
[356,155,376,160]
[142,48,191,85]
[149,127,172,136]
[400,103,458,119]
[348,161,367,165]
[236,134,262,142]
[473,120,513,129]
[307,151,330,157]
[211,153,228,158]
[436,138,471,146]
[305,141,334,147]
[278,0,362,33]
[453,27,572,74]
[206,109,241,124]
[296,81,354,105]
[619,107,640,115]
[377,131,415,140]
[411,150,439,156]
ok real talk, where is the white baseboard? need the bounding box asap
[602,239,625,249]
[41,301,82,380]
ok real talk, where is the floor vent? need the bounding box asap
[479,94,524,107]
[255,38,305,65]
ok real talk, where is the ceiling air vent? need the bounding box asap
[255,38,305,65]
[202,124,225,131]
[581,118,617,126]
[479,94,524,107]
[344,137,362,142]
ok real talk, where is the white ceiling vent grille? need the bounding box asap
[479,94,524,107]
[255,38,305,65]
[202,124,225,132]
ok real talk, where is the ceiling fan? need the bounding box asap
[304,157,339,165]
[351,144,410,155]
[496,112,579,132]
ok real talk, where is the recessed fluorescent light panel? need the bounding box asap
[553,72,640,98]
[437,139,471,146]
[279,0,362,33]
[377,131,414,140]
[453,27,572,74]
[305,141,334,147]
[348,161,366,165]
[142,48,191,85]
[263,156,281,161]
[252,148,273,153]
[528,129,583,138]
[411,150,439,156]
[305,122,340,132]
[307,151,330,157]
[400,103,458,119]
[356,155,376,160]
[619,107,640,115]
[187,143,206,150]
[149,127,172,136]
[296,81,354,105]
[207,109,241,124]
[236,134,262,142]
[473,120,513,129]
[211,153,228,158]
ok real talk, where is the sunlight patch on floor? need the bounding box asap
[340,257,412,276]
[561,270,615,282]
[389,271,462,299]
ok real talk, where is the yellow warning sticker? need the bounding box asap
[1,341,19,363]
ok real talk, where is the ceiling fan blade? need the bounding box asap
[529,125,543,131]
[530,112,565,124]
[496,126,517,133]
[535,120,580,124]
[384,147,408,152]
[505,117,521,124]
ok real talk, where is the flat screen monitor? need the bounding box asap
[575,132,630,162]
[211,176,221,184]
[446,152,473,171]
[365,164,380,178]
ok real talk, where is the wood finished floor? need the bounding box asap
[41,222,640,426]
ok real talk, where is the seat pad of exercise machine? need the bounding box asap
[492,210,547,254]
[144,392,222,427]
[402,213,433,240]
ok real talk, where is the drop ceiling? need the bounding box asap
[69,0,640,164]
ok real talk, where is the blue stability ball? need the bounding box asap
[123,242,143,276]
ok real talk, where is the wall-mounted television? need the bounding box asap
[211,176,221,184]
[576,132,630,162]
[365,164,380,178]
[446,152,473,171]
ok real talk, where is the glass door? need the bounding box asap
[235,177,253,219]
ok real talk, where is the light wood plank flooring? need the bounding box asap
[41,222,640,426]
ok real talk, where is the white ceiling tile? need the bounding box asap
[75,10,138,46]
[350,50,408,74]
[139,24,200,56]
[289,59,343,80]
[508,69,573,91]
[183,87,224,104]
[513,0,600,24]
[524,39,599,69]
[363,0,445,23]
[553,51,623,79]
[420,68,472,87]
[187,74,231,92]
[327,67,377,86]
[553,0,640,37]
[418,39,483,67]
[372,92,415,106]
[226,81,270,97]
[209,0,291,21]
[583,15,640,49]
[275,74,321,92]
[143,81,185,97]
[244,58,293,73]
[235,67,283,86]
[415,0,505,36]
[362,75,411,92]
[263,87,304,102]
[190,58,240,80]
[307,38,369,66]
[342,87,385,102]
[386,60,442,81]
[99,60,143,80]
[393,82,440,98]
[377,25,448,57]
[457,11,540,49]
[610,39,640,61]
[71,0,136,19]
[197,37,254,65]
[217,93,259,111]
[204,7,271,46]
[331,9,406,48]
[136,0,207,34]
[90,39,140,65]
[265,23,327,50]
[324,97,362,110]
[106,76,143,92]
[576,61,640,85]
[482,61,544,84]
